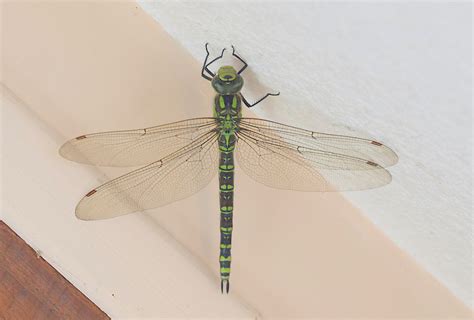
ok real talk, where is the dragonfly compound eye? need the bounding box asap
[212,71,243,94]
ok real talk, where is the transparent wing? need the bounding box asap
[59,117,218,167]
[236,118,398,191]
[238,118,398,168]
[76,130,219,220]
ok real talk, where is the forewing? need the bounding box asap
[59,118,218,167]
[236,118,396,191]
[76,131,219,220]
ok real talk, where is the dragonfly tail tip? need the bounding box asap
[220,279,230,294]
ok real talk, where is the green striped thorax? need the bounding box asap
[212,66,243,123]
[212,66,244,95]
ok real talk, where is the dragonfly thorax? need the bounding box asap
[214,94,242,120]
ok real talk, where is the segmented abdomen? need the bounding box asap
[214,93,241,293]
[218,134,235,294]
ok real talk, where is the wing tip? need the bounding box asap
[58,141,69,158]
[75,198,92,221]
[385,147,399,167]
[58,139,80,162]
[75,190,101,221]
[371,140,399,167]
[74,207,91,221]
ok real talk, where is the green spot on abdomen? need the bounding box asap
[219,145,235,152]
[219,256,232,262]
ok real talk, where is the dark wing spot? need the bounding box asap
[85,189,97,197]
[366,161,378,167]
[371,141,383,146]
[76,135,87,140]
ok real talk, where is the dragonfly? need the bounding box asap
[59,44,398,294]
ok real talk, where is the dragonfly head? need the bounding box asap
[212,66,244,94]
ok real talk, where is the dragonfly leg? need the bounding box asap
[242,91,280,108]
[201,43,212,81]
[201,43,226,81]
[231,45,248,74]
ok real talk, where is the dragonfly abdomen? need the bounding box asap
[218,138,235,294]
[215,93,240,294]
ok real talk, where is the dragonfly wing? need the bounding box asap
[59,117,218,167]
[76,131,219,220]
[236,118,396,191]
[238,118,398,168]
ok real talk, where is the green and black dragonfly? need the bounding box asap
[59,44,398,293]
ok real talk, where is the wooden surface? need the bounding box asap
[0,221,109,320]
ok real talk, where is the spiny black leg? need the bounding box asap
[242,91,280,108]
[201,43,225,80]
[201,43,226,81]
[231,45,248,74]
[204,47,226,77]
[201,43,213,81]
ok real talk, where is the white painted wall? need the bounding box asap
[138,1,473,307]
[2,2,471,317]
